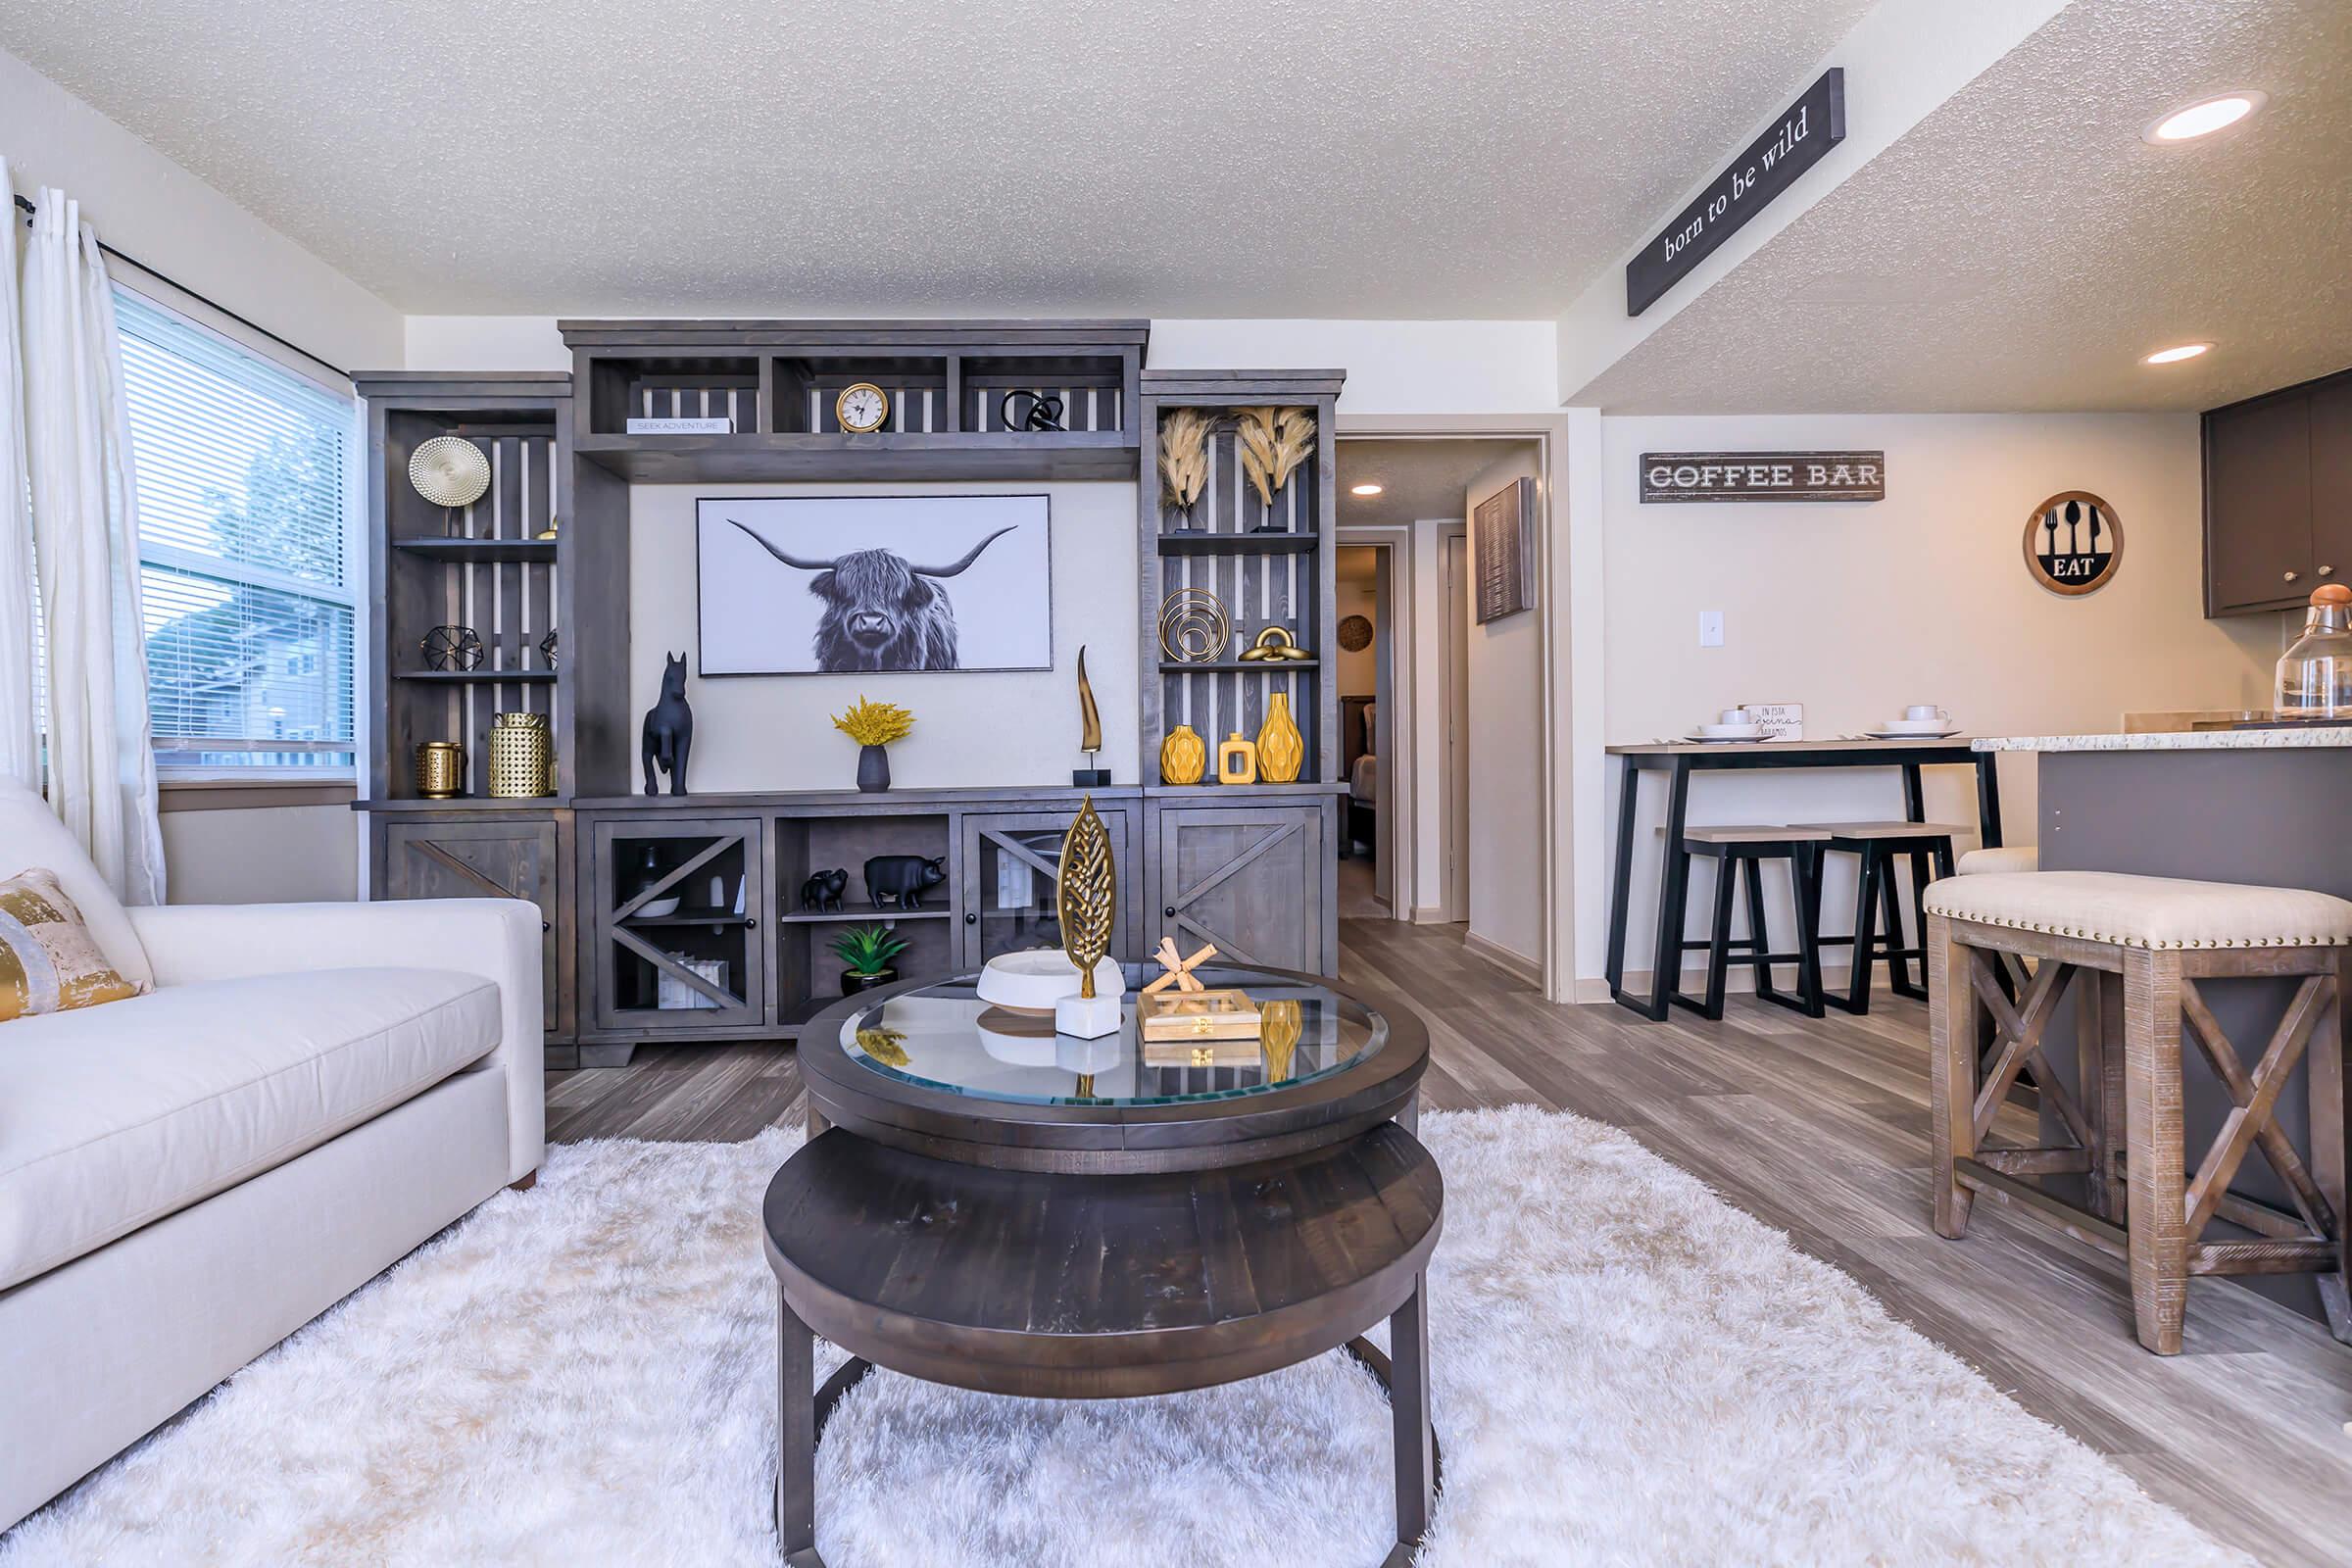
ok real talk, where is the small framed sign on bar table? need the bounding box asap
[1640,451,1886,503]
[1473,476,1538,623]
[1626,68,1845,317]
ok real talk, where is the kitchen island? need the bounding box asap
[1974,725,2352,1327]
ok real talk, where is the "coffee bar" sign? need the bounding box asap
[1640,451,1886,503]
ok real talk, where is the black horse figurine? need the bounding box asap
[641,652,694,796]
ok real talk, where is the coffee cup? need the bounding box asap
[1719,707,1751,726]
[1905,705,1948,722]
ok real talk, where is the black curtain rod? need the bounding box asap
[13,191,353,381]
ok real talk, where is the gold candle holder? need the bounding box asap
[489,711,552,799]
[416,741,463,799]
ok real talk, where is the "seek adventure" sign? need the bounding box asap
[1625,69,1846,317]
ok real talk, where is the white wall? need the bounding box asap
[162,806,359,905]
[0,45,402,372]
[629,481,1138,793]
[1464,451,1548,969]
[1594,410,2282,985]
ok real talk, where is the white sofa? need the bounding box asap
[0,785,543,1531]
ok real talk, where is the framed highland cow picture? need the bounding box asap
[696,494,1054,675]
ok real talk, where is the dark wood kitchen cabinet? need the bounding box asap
[2204,368,2352,617]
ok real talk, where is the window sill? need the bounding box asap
[157,776,358,812]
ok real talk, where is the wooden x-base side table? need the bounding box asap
[768,965,1442,1566]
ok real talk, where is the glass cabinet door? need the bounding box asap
[959,808,1134,967]
[592,817,765,1032]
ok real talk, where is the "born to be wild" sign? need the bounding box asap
[1640,451,1886,504]
[1625,68,1846,317]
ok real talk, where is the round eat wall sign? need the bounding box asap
[2024,491,2122,596]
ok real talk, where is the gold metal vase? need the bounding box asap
[1255,693,1304,783]
[416,741,463,799]
[489,711,553,799]
[1159,724,1207,786]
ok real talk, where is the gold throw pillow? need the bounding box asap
[0,867,146,1022]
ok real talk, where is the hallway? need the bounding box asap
[549,916,2352,1567]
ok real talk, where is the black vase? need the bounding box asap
[841,966,898,997]
[857,744,891,793]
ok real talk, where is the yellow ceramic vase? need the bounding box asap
[1159,724,1207,785]
[1255,693,1304,783]
[1217,732,1258,785]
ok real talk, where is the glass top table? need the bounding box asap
[836,964,1388,1107]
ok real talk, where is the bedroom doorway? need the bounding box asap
[1334,544,1392,916]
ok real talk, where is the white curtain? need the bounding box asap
[0,161,36,791]
[20,187,165,906]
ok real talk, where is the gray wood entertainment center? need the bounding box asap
[354,321,1346,1066]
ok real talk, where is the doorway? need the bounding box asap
[1335,436,1547,986]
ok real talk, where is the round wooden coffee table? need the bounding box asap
[765,964,1441,1567]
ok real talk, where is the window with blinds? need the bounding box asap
[114,289,358,771]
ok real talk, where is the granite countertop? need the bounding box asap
[1974,727,2352,753]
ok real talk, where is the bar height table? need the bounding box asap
[1602,739,2004,1021]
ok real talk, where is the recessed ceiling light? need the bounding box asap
[1349,482,1384,496]
[2143,91,2266,144]
[2143,342,2213,366]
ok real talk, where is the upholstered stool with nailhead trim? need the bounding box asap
[1923,870,2352,1355]
[1954,845,2037,875]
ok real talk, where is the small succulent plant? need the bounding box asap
[830,924,909,977]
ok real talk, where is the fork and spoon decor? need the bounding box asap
[2024,489,2123,597]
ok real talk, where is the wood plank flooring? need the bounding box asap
[546,916,2352,1564]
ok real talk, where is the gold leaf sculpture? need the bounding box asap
[1258,1000,1302,1082]
[1055,796,1117,1001]
[1235,406,1316,509]
[1075,645,1102,755]
[833,696,914,747]
[1158,408,1213,517]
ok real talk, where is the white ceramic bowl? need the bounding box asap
[1695,722,1767,738]
[976,949,1125,1015]
[633,895,681,919]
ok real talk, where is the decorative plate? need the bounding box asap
[409,435,491,509]
[1337,614,1374,652]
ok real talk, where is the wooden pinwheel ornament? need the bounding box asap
[1143,937,1218,996]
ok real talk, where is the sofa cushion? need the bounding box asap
[0,779,152,991]
[0,867,146,1021]
[0,966,500,1289]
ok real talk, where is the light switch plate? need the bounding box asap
[1698,610,1724,648]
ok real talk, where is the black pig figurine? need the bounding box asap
[801,867,849,912]
[864,855,947,910]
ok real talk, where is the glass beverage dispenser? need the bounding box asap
[2276,582,2352,719]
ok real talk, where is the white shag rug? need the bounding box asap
[1,1106,2240,1567]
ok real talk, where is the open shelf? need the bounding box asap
[1159,660,1321,673]
[392,538,557,564]
[574,429,1135,484]
[1157,534,1318,556]
[774,908,952,925]
[395,669,557,685]
[621,909,753,928]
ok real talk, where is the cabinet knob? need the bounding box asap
[1164,906,1177,918]
[2285,570,2301,582]
[540,920,551,933]
[744,917,758,930]
[965,911,977,925]
[2323,565,2336,577]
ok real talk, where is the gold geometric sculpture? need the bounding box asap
[1055,796,1117,1003]
[1258,999,1303,1082]
[1157,588,1231,662]
[1234,406,1316,509]
[1075,645,1102,756]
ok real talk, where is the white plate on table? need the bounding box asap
[1862,725,1961,740]
[1684,726,1770,743]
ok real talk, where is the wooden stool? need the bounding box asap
[1802,821,1964,1014]
[1670,826,1830,1021]
[1925,870,2352,1354]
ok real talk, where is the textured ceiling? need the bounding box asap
[0,0,1875,317]
[1336,437,1532,526]
[1575,0,2352,413]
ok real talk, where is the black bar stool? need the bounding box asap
[1669,826,1830,1020]
[1802,821,1962,1013]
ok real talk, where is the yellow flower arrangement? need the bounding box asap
[833,697,915,748]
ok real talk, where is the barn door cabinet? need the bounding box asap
[1146,792,1339,977]
[368,808,573,1062]
[958,804,1142,968]
[2204,368,2352,616]
[587,814,768,1043]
